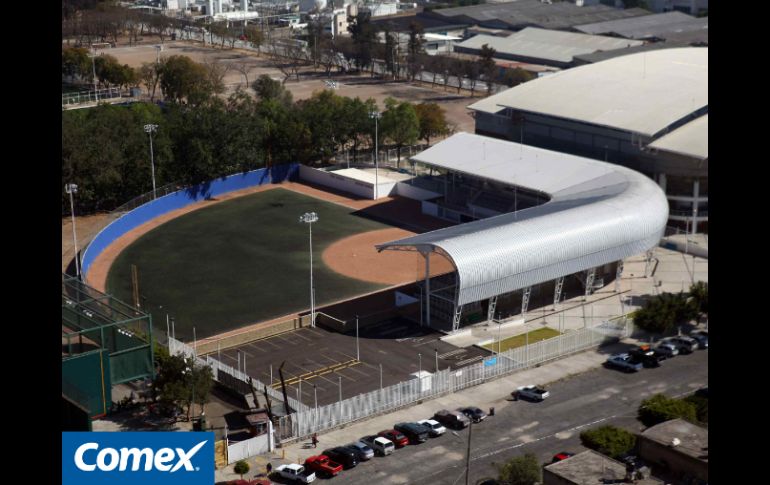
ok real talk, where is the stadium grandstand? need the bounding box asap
[377,132,669,332]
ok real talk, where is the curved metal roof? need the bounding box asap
[377,133,669,306]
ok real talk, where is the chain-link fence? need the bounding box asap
[279,319,632,441]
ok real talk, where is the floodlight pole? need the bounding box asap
[144,124,158,199]
[370,111,381,200]
[355,315,360,361]
[300,212,319,327]
[65,183,80,277]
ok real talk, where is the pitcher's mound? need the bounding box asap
[322,228,453,285]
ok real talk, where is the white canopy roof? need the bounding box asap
[377,133,668,306]
[648,115,708,160]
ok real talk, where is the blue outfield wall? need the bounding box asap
[81,163,299,279]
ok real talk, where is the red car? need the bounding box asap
[378,429,409,448]
[304,455,343,478]
[552,452,575,463]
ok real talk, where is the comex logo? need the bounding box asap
[74,440,207,473]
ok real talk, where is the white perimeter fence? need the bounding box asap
[278,319,632,441]
[168,337,309,413]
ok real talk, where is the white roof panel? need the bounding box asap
[648,115,708,159]
[471,47,708,136]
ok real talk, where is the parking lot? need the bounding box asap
[213,318,492,407]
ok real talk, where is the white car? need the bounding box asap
[417,419,446,437]
[512,385,550,401]
[275,463,316,483]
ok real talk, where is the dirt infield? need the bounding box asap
[322,227,453,285]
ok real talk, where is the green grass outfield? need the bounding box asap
[107,188,392,340]
[482,328,561,353]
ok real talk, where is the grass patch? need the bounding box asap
[107,188,392,340]
[482,327,561,353]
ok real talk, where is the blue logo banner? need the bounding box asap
[484,356,497,366]
[62,432,215,485]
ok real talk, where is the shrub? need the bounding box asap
[683,394,708,424]
[633,292,697,334]
[579,425,637,460]
[233,460,250,479]
[497,453,541,485]
[638,394,698,427]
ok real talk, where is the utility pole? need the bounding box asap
[465,420,473,485]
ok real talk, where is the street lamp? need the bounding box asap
[369,111,382,200]
[65,183,80,277]
[299,212,319,327]
[144,124,159,199]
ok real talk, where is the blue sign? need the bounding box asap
[62,432,215,485]
[484,356,497,366]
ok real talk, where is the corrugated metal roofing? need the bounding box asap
[471,47,708,136]
[377,133,668,306]
[574,11,707,40]
[648,115,708,160]
[456,27,642,64]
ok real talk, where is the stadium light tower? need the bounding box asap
[65,183,80,277]
[369,111,382,200]
[144,124,159,199]
[299,212,319,327]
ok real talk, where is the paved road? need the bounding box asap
[291,349,707,485]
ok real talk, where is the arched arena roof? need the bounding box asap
[377,133,669,306]
[469,47,708,137]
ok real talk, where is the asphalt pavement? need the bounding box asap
[269,348,708,485]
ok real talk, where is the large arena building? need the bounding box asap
[470,47,707,232]
[377,132,669,331]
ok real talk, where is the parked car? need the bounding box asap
[689,330,708,348]
[512,385,550,401]
[322,447,359,469]
[663,336,698,354]
[604,353,643,372]
[275,463,316,483]
[433,409,470,429]
[394,422,430,444]
[346,441,374,461]
[458,406,487,423]
[377,429,409,448]
[303,455,342,478]
[654,342,679,357]
[628,348,665,368]
[552,452,576,463]
[360,435,394,456]
[417,419,446,437]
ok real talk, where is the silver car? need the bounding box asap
[655,342,679,357]
[347,441,374,461]
[664,336,698,354]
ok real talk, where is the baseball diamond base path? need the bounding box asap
[322,227,454,285]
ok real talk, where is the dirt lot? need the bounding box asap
[103,42,477,132]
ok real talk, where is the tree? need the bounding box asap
[502,67,535,87]
[348,12,376,74]
[139,61,164,101]
[159,55,217,105]
[62,47,92,82]
[580,425,637,460]
[251,74,293,106]
[243,25,264,54]
[689,281,708,318]
[633,292,697,334]
[683,394,708,424]
[233,59,255,88]
[234,460,250,479]
[478,44,497,95]
[638,394,698,427]
[465,61,480,96]
[415,102,449,146]
[383,28,397,80]
[381,97,420,166]
[497,453,541,485]
[407,21,425,81]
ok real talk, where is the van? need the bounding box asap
[433,409,470,429]
[360,435,394,456]
[394,422,430,444]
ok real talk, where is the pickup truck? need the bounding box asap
[303,455,343,478]
[512,385,550,402]
[605,353,643,373]
[275,463,316,483]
